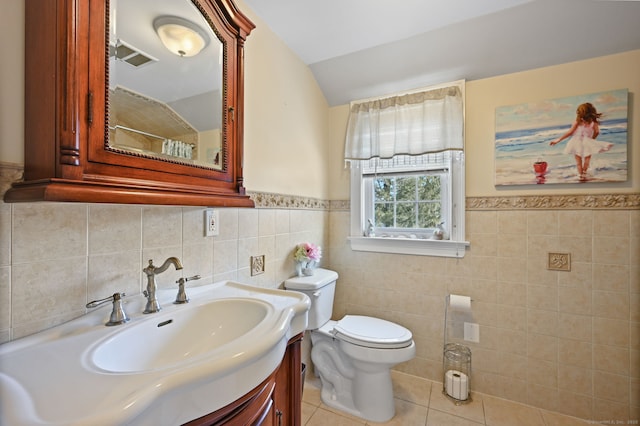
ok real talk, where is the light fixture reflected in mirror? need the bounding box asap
[153,16,210,57]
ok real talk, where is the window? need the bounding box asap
[345,81,468,257]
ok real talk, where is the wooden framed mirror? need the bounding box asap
[5,0,255,207]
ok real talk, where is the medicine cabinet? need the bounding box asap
[5,0,255,207]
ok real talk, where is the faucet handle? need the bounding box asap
[174,275,201,304]
[86,292,125,308]
[86,293,129,326]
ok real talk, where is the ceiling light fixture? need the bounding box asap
[153,16,210,57]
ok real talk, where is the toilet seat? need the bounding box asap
[330,315,413,349]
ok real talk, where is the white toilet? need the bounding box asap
[284,268,416,423]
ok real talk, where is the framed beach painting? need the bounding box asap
[495,89,628,185]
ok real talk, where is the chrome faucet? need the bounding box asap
[86,293,129,326]
[143,257,183,313]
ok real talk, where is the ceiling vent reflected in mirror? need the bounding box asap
[109,39,158,68]
[153,16,210,57]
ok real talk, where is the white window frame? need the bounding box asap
[348,85,469,258]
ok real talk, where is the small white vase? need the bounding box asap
[295,262,304,277]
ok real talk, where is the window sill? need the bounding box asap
[348,236,469,258]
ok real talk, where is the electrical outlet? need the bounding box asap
[204,209,219,237]
[251,255,265,276]
[464,322,480,343]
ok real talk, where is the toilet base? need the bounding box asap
[317,368,396,423]
[311,333,406,423]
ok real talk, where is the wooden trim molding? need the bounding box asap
[3,163,638,210]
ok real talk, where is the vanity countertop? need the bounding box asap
[0,281,310,426]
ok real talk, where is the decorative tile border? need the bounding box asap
[0,162,23,197]
[248,191,330,210]
[466,194,640,210]
[2,163,638,210]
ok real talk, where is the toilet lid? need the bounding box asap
[333,315,413,349]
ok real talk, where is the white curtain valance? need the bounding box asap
[344,84,464,161]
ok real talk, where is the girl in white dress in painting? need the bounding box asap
[549,102,613,181]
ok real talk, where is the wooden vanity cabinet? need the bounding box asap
[185,334,303,426]
[6,0,255,207]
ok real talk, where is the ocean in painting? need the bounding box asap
[495,119,627,185]
[494,89,628,186]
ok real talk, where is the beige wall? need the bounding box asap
[240,0,331,199]
[327,50,640,200]
[0,0,24,164]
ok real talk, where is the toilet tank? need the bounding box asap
[284,268,338,330]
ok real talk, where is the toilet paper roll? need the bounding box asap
[448,294,471,310]
[445,369,469,400]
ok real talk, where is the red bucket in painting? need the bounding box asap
[533,161,548,176]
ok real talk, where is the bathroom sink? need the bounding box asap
[0,280,310,426]
[89,298,272,373]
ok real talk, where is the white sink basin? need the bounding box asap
[0,281,310,426]
[90,298,272,373]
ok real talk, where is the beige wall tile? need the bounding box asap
[527,285,558,311]
[498,211,527,235]
[558,339,592,369]
[466,210,497,235]
[558,286,591,315]
[12,258,87,325]
[593,371,629,403]
[593,236,630,265]
[527,308,559,336]
[257,209,276,237]
[0,203,10,266]
[89,204,141,254]
[556,390,593,420]
[498,233,527,258]
[558,211,593,237]
[527,358,557,388]
[593,290,630,320]
[593,317,630,347]
[142,206,182,249]
[0,266,10,332]
[527,333,558,362]
[497,257,527,284]
[181,207,206,244]
[593,211,629,238]
[593,344,630,375]
[558,365,593,396]
[12,203,87,263]
[527,211,559,236]
[593,263,629,293]
[557,313,592,342]
[238,208,259,238]
[216,208,239,241]
[558,262,593,290]
[87,251,141,302]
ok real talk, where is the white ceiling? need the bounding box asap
[243,0,640,106]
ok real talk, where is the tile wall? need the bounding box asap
[327,204,639,422]
[0,200,328,342]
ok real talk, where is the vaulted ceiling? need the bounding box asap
[243,0,640,106]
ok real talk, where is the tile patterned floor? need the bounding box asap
[302,371,591,426]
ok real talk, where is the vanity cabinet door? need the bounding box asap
[6,0,255,207]
[274,334,303,426]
